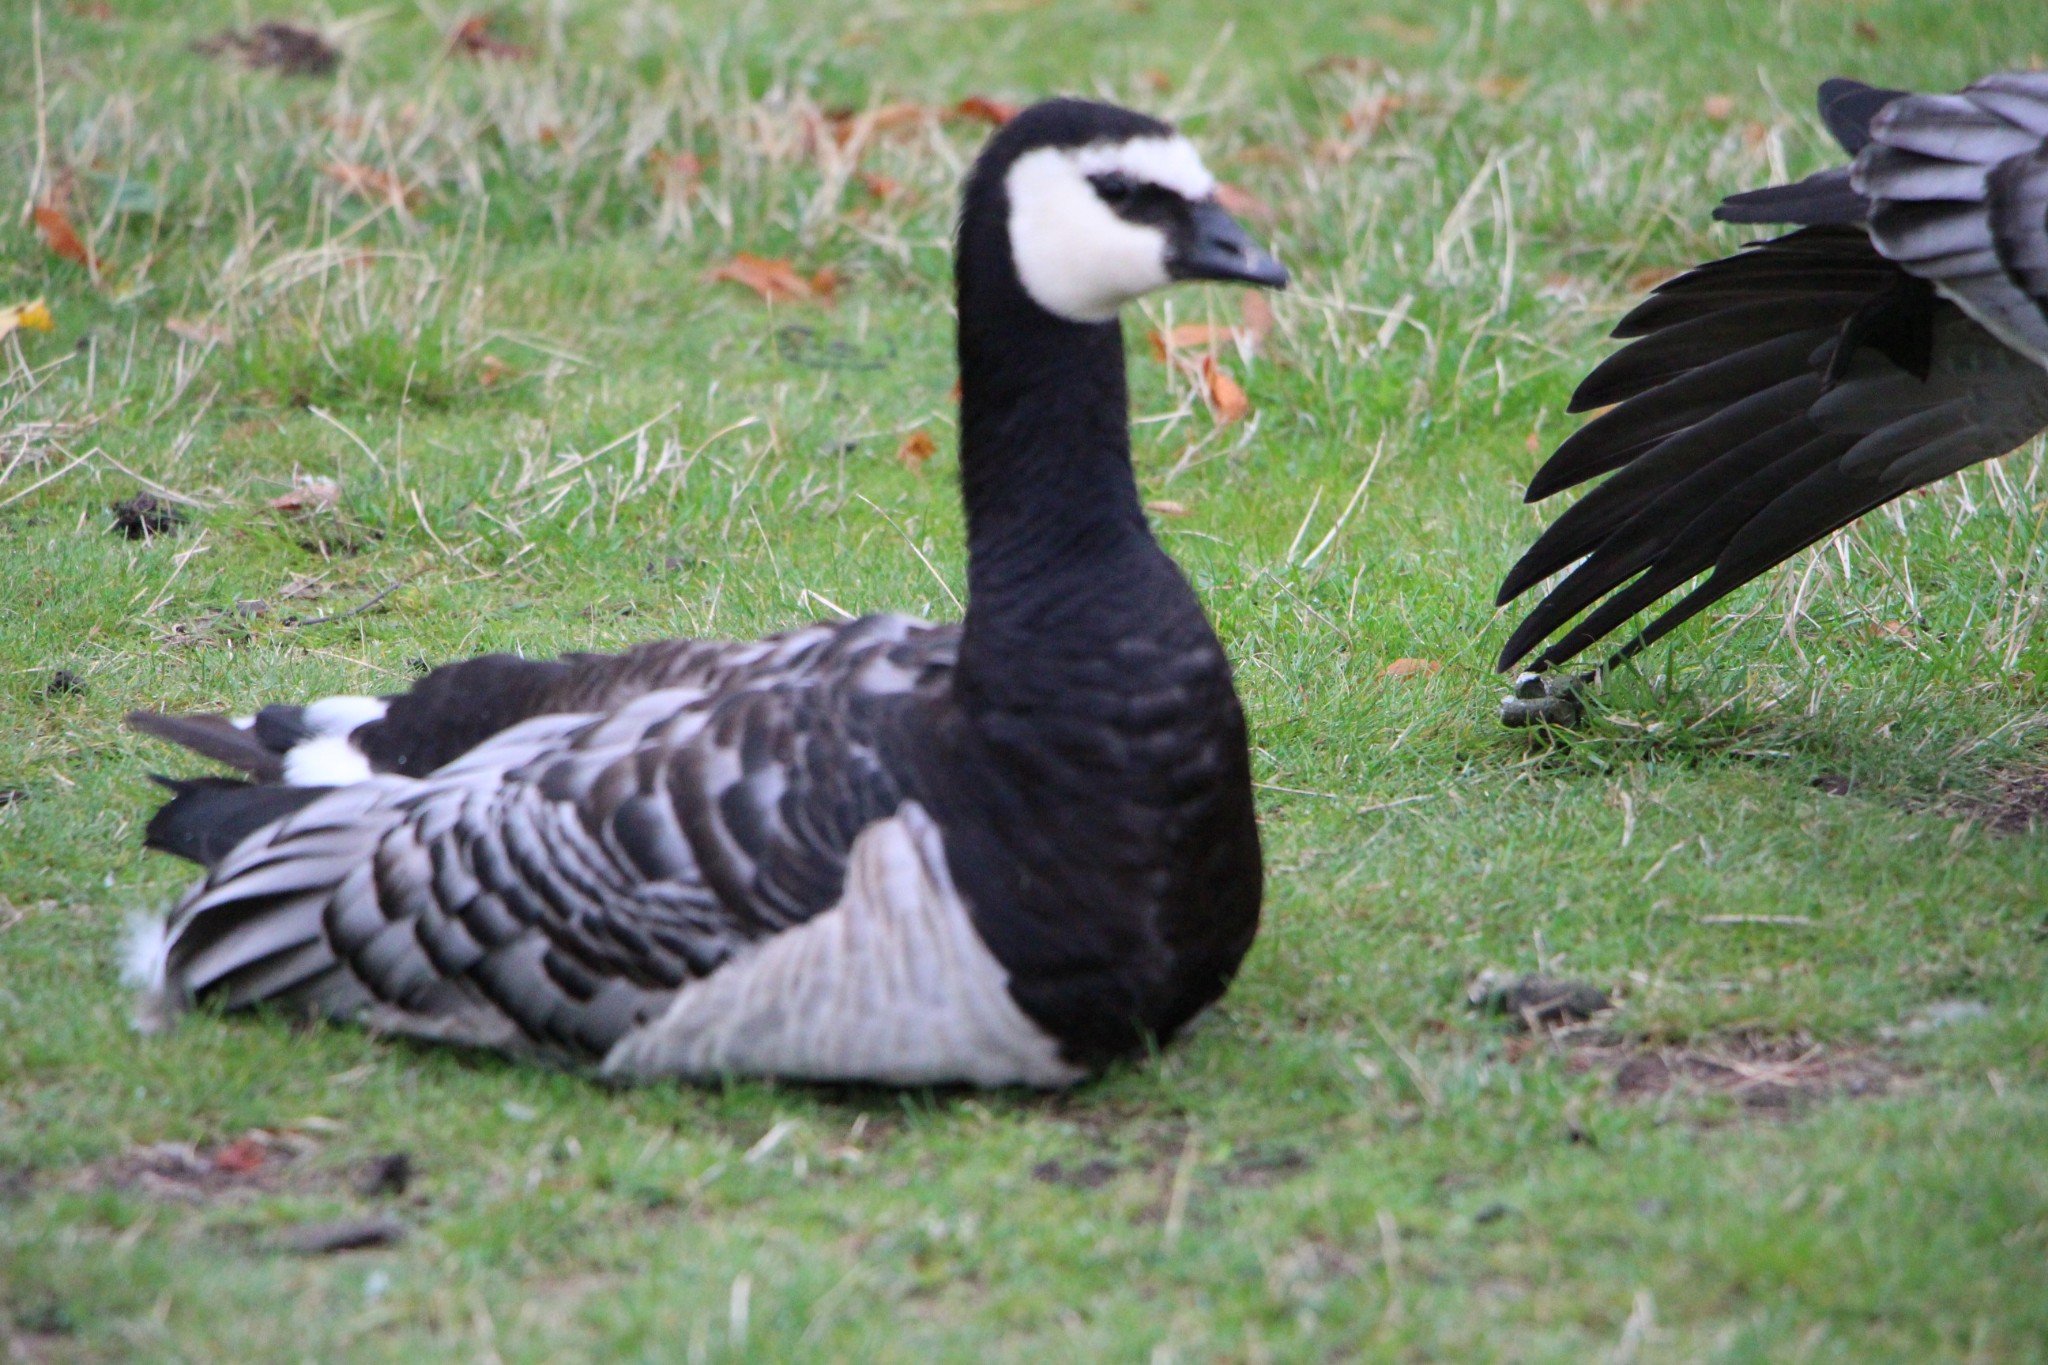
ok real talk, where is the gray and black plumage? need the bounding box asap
[124,99,1288,1087]
[1496,73,2048,681]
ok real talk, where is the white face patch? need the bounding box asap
[1006,134,1216,323]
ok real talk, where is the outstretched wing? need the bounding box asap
[1497,73,2048,674]
[139,615,957,1061]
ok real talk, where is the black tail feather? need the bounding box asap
[143,776,331,867]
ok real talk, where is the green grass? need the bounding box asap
[4,0,2048,1360]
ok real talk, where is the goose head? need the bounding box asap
[958,99,1288,326]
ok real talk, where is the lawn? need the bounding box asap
[3,0,2046,1360]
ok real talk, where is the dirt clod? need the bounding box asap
[355,1152,413,1198]
[1468,970,1612,1027]
[275,1215,405,1255]
[1032,1158,1119,1190]
[193,22,339,76]
[110,493,185,540]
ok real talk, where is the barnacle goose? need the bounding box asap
[1497,73,2048,722]
[124,99,1288,1087]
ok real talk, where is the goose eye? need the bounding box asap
[1090,172,1137,207]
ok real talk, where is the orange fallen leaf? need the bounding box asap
[951,96,1021,126]
[1344,92,1409,134]
[705,253,817,304]
[947,377,963,403]
[165,317,229,346]
[1140,69,1174,94]
[808,267,842,300]
[0,299,55,342]
[212,1138,268,1173]
[1240,291,1276,347]
[1626,265,1683,293]
[33,205,94,270]
[1702,94,1736,122]
[1214,182,1274,224]
[1382,658,1442,680]
[1202,354,1249,424]
[268,476,341,514]
[323,162,416,209]
[896,429,937,469]
[649,150,703,197]
[448,14,531,60]
[1149,322,1244,360]
[1525,429,1542,455]
[858,171,902,200]
[477,354,511,387]
[1741,121,1772,151]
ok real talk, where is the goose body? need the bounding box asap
[1497,73,2048,679]
[126,99,1287,1087]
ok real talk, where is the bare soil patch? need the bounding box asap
[1542,1031,1905,1116]
[1942,763,2048,836]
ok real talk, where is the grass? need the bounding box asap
[3,0,2047,1359]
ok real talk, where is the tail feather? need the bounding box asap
[142,777,332,868]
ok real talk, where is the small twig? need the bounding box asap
[287,575,416,628]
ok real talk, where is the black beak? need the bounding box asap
[1169,200,1288,290]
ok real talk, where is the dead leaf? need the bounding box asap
[1145,499,1191,517]
[1626,265,1683,293]
[1853,18,1879,43]
[1359,15,1437,43]
[1149,323,1251,361]
[1702,94,1737,122]
[268,477,341,515]
[858,171,902,200]
[1215,182,1275,224]
[1344,92,1409,134]
[1525,429,1542,455]
[1383,658,1441,680]
[808,267,842,300]
[1140,69,1174,93]
[950,96,1021,126]
[1475,74,1527,101]
[896,429,937,469]
[0,299,55,343]
[165,317,229,347]
[448,14,531,61]
[322,162,417,209]
[1240,291,1276,346]
[67,1,115,18]
[211,1138,268,1174]
[649,150,703,198]
[477,354,511,387]
[704,253,821,304]
[1201,354,1249,424]
[33,205,94,271]
[1868,619,1915,643]
[1742,121,1772,150]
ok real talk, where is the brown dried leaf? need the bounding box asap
[1152,323,1242,358]
[1359,15,1437,43]
[448,14,531,61]
[1702,94,1737,122]
[33,205,94,270]
[211,1138,268,1174]
[268,476,341,515]
[1382,658,1442,680]
[477,354,512,387]
[808,267,843,300]
[858,171,902,200]
[1853,18,1880,43]
[951,96,1022,126]
[705,253,816,303]
[1202,354,1249,424]
[1475,74,1527,101]
[322,162,417,209]
[649,150,703,197]
[896,429,937,470]
[1140,69,1174,93]
[1240,290,1276,346]
[1215,182,1275,224]
[165,317,229,347]
[1344,92,1409,134]
[68,1,115,18]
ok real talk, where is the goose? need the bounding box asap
[1496,73,2048,724]
[123,98,1287,1087]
